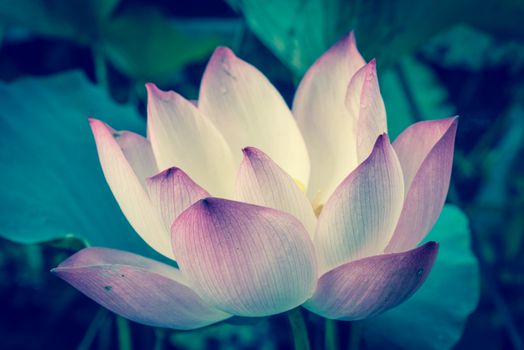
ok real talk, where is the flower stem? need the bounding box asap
[287,307,310,350]
[348,321,362,350]
[154,329,166,350]
[77,308,108,350]
[92,45,108,90]
[116,316,132,350]
[325,318,338,350]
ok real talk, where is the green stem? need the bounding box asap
[325,318,338,350]
[348,321,361,350]
[77,308,108,350]
[287,307,310,350]
[25,244,44,286]
[394,62,421,122]
[154,329,166,350]
[0,24,6,51]
[92,45,108,90]
[116,316,132,350]
[98,312,112,350]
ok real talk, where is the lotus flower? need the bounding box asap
[53,33,457,330]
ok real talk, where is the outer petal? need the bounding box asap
[198,47,310,187]
[304,242,439,320]
[114,130,158,187]
[146,84,236,197]
[146,167,209,233]
[52,248,231,330]
[363,205,479,350]
[235,147,316,236]
[171,198,317,317]
[89,119,171,258]
[386,118,458,253]
[293,33,366,203]
[314,135,404,273]
[345,60,387,163]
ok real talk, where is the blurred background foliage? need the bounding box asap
[0,0,523,349]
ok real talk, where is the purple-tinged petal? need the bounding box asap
[293,32,366,204]
[314,135,404,273]
[89,119,171,258]
[171,198,317,317]
[52,248,231,330]
[113,130,158,187]
[146,167,209,233]
[386,118,458,253]
[199,47,310,187]
[235,147,316,236]
[304,242,438,320]
[146,83,235,197]
[345,60,387,163]
[393,117,458,193]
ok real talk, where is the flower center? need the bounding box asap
[293,178,324,217]
[313,204,323,217]
[293,178,306,193]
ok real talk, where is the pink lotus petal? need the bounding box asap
[113,130,158,187]
[146,167,209,234]
[386,118,458,253]
[171,198,317,317]
[235,147,316,236]
[89,119,171,258]
[146,83,235,197]
[199,47,310,187]
[52,248,231,330]
[304,242,438,320]
[393,117,458,192]
[293,33,366,203]
[314,135,404,273]
[345,60,387,163]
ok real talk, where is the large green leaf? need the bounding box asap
[0,0,121,43]
[226,0,338,78]
[422,24,524,71]
[100,7,222,82]
[0,1,220,82]
[0,71,159,258]
[227,0,470,76]
[228,0,524,77]
[381,56,455,139]
[362,205,480,349]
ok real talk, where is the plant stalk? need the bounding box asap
[287,307,310,350]
[325,318,339,350]
[348,321,362,350]
[92,45,108,90]
[116,316,132,350]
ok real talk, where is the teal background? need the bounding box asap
[0,1,522,349]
